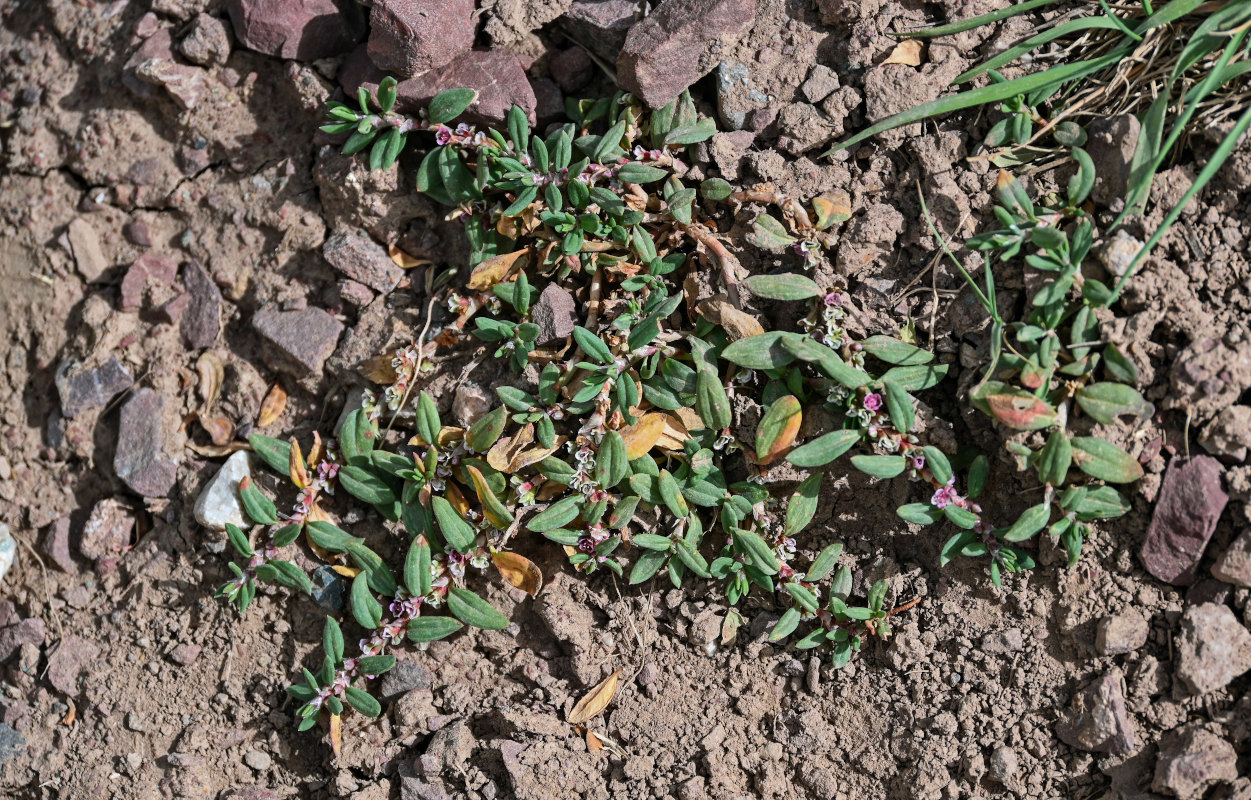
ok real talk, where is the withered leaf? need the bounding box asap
[360,353,400,385]
[884,39,924,66]
[468,250,528,291]
[586,730,603,752]
[196,351,225,410]
[329,712,342,758]
[620,414,667,460]
[199,415,235,447]
[290,437,310,489]
[258,382,288,428]
[568,668,622,725]
[493,551,543,596]
[388,242,429,269]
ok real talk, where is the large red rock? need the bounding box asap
[226,0,366,62]
[368,0,476,78]
[1140,456,1228,585]
[396,50,536,127]
[616,0,756,108]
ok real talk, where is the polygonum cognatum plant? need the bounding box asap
[213,77,1147,735]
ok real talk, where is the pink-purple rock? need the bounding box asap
[367,0,476,78]
[121,252,178,312]
[616,0,756,108]
[55,357,134,418]
[1174,603,1251,696]
[80,498,135,563]
[124,28,176,99]
[1152,724,1238,800]
[1212,528,1251,587]
[47,635,100,696]
[531,283,577,344]
[1055,669,1137,754]
[1140,456,1228,585]
[135,58,211,109]
[226,0,366,62]
[0,618,46,663]
[40,518,76,574]
[252,306,344,376]
[396,50,537,127]
[181,259,222,349]
[114,389,179,497]
[559,0,641,63]
[322,231,404,293]
[179,13,233,67]
[549,47,593,93]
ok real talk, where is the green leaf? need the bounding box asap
[249,434,291,475]
[1002,503,1050,542]
[721,331,799,370]
[357,655,396,675]
[629,550,668,584]
[338,465,397,506]
[416,392,441,445]
[744,273,823,301]
[756,395,801,464]
[940,531,978,567]
[746,215,797,252]
[432,496,477,553]
[1103,344,1138,384]
[1036,429,1072,487]
[1072,485,1130,520]
[880,364,948,391]
[897,503,943,525]
[596,431,629,489]
[781,336,869,388]
[700,177,733,201]
[860,336,933,366]
[657,470,689,518]
[850,455,906,479]
[785,475,821,536]
[944,505,980,529]
[344,686,381,717]
[881,381,915,433]
[617,162,668,184]
[1075,383,1150,425]
[306,521,361,553]
[350,573,383,630]
[345,541,398,595]
[226,524,253,557]
[527,495,583,532]
[672,540,710,578]
[405,537,432,598]
[239,481,278,526]
[448,587,510,630]
[784,583,819,613]
[408,616,464,642]
[968,455,989,499]
[632,533,674,551]
[786,430,861,467]
[573,326,614,365]
[1070,438,1144,483]
[733,528,779,575]
[695,370,732,430]
[807,543,843,582]
[428,88,477,125]
[466,405,508,453]
[769,607,801,641]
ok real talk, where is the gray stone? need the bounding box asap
[367,0,474,77]
[1175,603,1251,696]
[243,749,272,771]
[193,451,254,531]
[417,719,476,776]
[452,383,491,428]
[800,64,839,104]
[181,259,222,349]
[1213,529,1251,587]
[114,389,178,497]
[988,746,1018,783]
[1152,724,1238,800]
[531,283,577,344]
[226,0,366,61]
[618,0,757,108]
[253,306,343,377]
[1096,611,1150,655]
[1200,405,1251,462]
[0,723,25,768]
[1055,669,1137,754]
[67,218,108,282]
[311,566,346,611]
[0,618,46,663]
[179,13,232,67]
[400,777,450,800]
[135,59,211,110]
[1140,456,1228,585]
[981,628,1023,655]
[55,357,133,418]
[322,231,404,293]
[379,656,434,700]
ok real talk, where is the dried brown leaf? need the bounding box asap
[360,353,400,385]
[620,414,667,460]
[388,242,429,269]
[568,669,622,725]
[258,382,288,428]
[196,351,225,410]
[289,437,310,489]
[493,551,543,596]
[586,730,603,751]
[884,39,924,67]
[329,712,342,758]
[468,250,528,291]
[186,441,247,458]
[487,424,534,472]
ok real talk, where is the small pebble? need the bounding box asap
[244,749,272,771]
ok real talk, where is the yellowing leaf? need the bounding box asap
[986,394,1057,431]
[329,712,342,758]
[196,351,225,410]
[673,407,705,433]
[884,39,924,67]
[508,439,565,473]
[446,482,471,517]
[720,306,765,341]
[467,465,513,529]
[360,353,400,385]
[331,565,362,578]
[306,503,339,563]
[620,414,667,459]
[468,250,528,291]
[487,424,534,472]
[568,669,621,725]
[290,437,310,489]
[493,551,543,596]
[756,395,802,465]
[258,382,287,428]
[655,414,691,452]
[388,242,429,269]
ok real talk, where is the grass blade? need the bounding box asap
[955,17,1122,84]
[900,0,1060,38]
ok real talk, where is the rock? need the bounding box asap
[55,357,134,418]
[135,59,211,109]
[0,724,25,768]
[47,635,100,695]
[560,0,641,63]
[243,749,272,771]
[123,220,153,248]
[549,47,593,93]
[708,130,754,180]
[452,384,492,428]
[1152,724,1238,800]
[311,565,346,611]
[226,0,366,61]
[980,628,1024,655]
[367,0,475,77]
[531,283,577,344]
[379,656,434,700]
[800,64,839,104]
[1087,114,1140,209]
[1055,669,1137,754]
[0,618,46,663]
[1096,611,1150,655]
[1213,529,1251,587]
[115,389,178,497]
[988,746,1018,783]
[40,518,76,574]
[193,451,254,531]
[179,13,232,67]
[80,498,135,563]
[0,526,15,588]
[157,293,190,327]
[1187,578,1231,607]
[121,252,178,312]
[396,50,537,128]
[400,778,450,800]
[1175,603,1251,696]
[337,279,374,309]
[67,218,108,282]
[417,720,476,776]
[617,0,756,108]
[531,77,564,126]
[181,259,222,349]
[1200,405,1251,462]
[322,231,404,293]
[169,643,202,666]
[715,60,766,131]
[252,306,343,377]
[1140,456,1228,585]
[124,28,176,99]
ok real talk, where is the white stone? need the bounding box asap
[193,451,254,531]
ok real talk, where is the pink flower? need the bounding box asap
[434,127,452,146]
[824,292,844,306]
[931,481,959,509]
[863,393,883,411]
[912,454,926,470]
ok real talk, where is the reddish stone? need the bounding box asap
[55,357,134,418]
[560,0,641,63]
[47,635,100,696]
[549,47,593,93]
[114,389,178,497]
[397,50,537,128]
[181,259,222,349]
[616,0,756,108]
[40,518,76,574]
[1140,456,1228,585]
[322,231,403,293]
[252,306,343,376]
[124,28,175,99]
[79,498,134,562]
[0,619,46,663]
[367,0,475,78]
[1055,669,1137,754]
[121,252,178,312]
[226,0,366,62]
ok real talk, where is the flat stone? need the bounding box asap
[322,231,404,293]
[337,279,374,309]
[616,0,757,108]
[179,13,232,67]
[1140,456,1228,586]
[55,357,133,418]
[169,643,202,666]
[121,252,178,312]
[114,388,178,497]
[1152,724,1238,800]
[417,720,475,776]
[531,283,577,344]
[181,259,222,349]
[226,0,366,62]
[396,50,537,128]
[549,47,593,93]
[1174,602,1251,696]
[980,628,1023,655]
[80,498,134,562]
[800,64,839,103]
[1055,669,1137,754]
[243,749,272,771]
[47,635,100,696]
[400,778,450,800]
[123,220,153,247]
[452,383,491,428]
[379,656,434,700]
[253,306,343,376]
[135,59,211,109]
[67,218,108,282]
[1213,529,1251,587]
[0,723,25,768]
[40,518,76,574]
[560,0,640,63]
[123,28,175,99]
[1096,611,1150,655]
[193,451,253,531]
[0,619,46,663]
[1200,405,1251,461]
[310,565,346,611]
[367,0,475,78]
